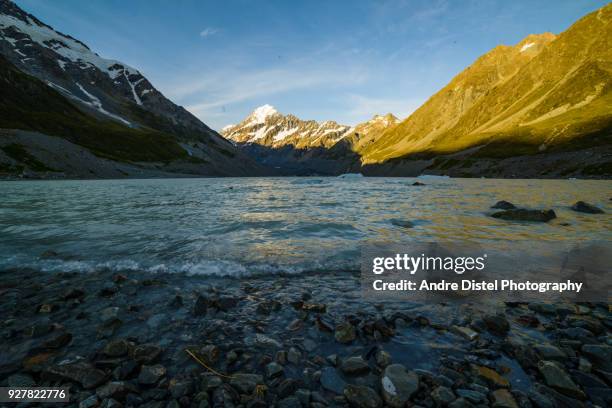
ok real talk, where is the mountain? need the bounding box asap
[359,4,612,175]
[222,106,398,175]
[0,0,268,178]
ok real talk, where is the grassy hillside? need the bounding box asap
[361,4,612,163]
[0,55,187,162]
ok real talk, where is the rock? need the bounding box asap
[38,303,58,313]
[571,201,604,214]
[537,361,584,399]
[381,364,419,408]
[97,381,137,401]
[277,396,302,408]
[104,339,130,357]
[456,389,486,404]
[528,303,556,314]
[448,397,473,408]
[138,364,167,385]
[491,389,519,408]
[26,322,53,337]
[287,347,301,364]
[277,378,299,398]
[169,378,193,399]
[193,294,208,315]
[199,345,220,364]
[482,314,510,336]
[254,333,281,348]
[213,296,239,311]
[343,384,382,408]
[99,398,121,408]
[100,307,120,324]
[7,373,35,387]
[432,386,455,405]
[391,219,414,228]
[491,209,556,222]
[492,201,516,210]
[79,395,99,408]
[295,388,311,406]
[266,361,284,378]
[335,321,356,344]
[99,283,119,297]
[451,325,479,341]
[302,303,327,313]
[534,345,566,361]
[132,343,162,364]
[375,350,392,368]
[169,294,183,308]
[43,332,72,348]
[229,373,263,394]
[62,288,85,300]
[472,365,509,388]
[113,359,139,380]
[320,367,346,394]
[581,344,612,371]
[46,361,107,389]
[341,356,370,375]
[412,181,426,186]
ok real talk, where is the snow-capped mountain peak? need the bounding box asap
[248,104,279,124]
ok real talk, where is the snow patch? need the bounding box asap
[124,72,142,106]
[520,42,535,52]
[75,82,131,126]
[273,127,299,142]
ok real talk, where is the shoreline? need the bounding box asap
[1,268,609,407]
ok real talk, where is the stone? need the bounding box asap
[79,395,99,408]
[96,381,137,401]
[265,361,284,378]
[320,367,346,394]
[43,332,72,348]
[456,389,486,404]
[341,356,370,375]
[375,350,392,368]
[335,321,356,343]
[7,373,35,387]
[100,307,120,323]
[193,294,208,315]
[537,361,584,399]
[491,389,519,408]
[138,364,167,385]
[472,365,509,388]
[38,303,58,313]
[343,384,382,408]
[199,345,220,364]
[277,396,302,408]
[432,386,455,405]
[528,303,556,314]
[412,181,426,186]
[451,325,479,341]
[492,201,516,210]
[581,344,612,371]
[391,219,414,228]
[62,288,85,300]
[491,209,556,222]
[287,347,301,364]
[277,378,299,398]
[254,333,281,348]
[295,388,311,406]
[534,345,566,361]
[571,201,604,214]
[132,343,162,364]
[46,361,107,389]
[113,359,139,380]
[103,339,130,357]
[482,314,510,336]
[448,397,473,408]
[229,373,263,394]
[381,364,419,408]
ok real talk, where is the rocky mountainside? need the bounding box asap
[0,0,268,178]
[360,4,612,165]
[222,107,399,175]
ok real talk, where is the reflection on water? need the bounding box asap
[0,177,609,275]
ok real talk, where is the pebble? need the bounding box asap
[380,364,419,408]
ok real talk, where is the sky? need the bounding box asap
[15,0,610,130]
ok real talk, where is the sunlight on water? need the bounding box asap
[0,177,609,276]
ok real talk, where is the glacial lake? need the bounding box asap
[0,177,610,275]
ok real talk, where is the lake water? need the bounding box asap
[0,177,610,276]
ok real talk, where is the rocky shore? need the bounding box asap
[0,268,610,408]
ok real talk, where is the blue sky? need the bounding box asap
[16,0,610,130]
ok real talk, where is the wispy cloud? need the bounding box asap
[199,27,219,38]
[342,93,423,124]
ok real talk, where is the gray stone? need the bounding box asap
[341,356,370,375]
[79,395,99,408]
[491,209,556,222]
[320,367,346,394]
[229,373,263,394]
[451,325,479,341]
[534,344,566,361]
[491,201,516,210]
[537,361,584,399]
[456,389,486,404]
[335,322,356,344]
[343,384,382,408]
[491,389,518,408]
[381,364,419,408]
[571,201,604,214]
[375,350,392,368]
[266,361,284,378]
[432,386,455,405]
[581,344,612,371]
[287,347,301,364]
[103,339,130,357]
[138,364,167,385]
[132,343,162,364]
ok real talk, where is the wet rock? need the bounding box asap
[266,361,284,378]
[132,343,162,364]
[7,373,35,387]
[43,332,72,348]
[343,384,382,408]
[169,378,193,399]
[581,344,612,371]
[491,389,519,408]
[448,397,473,408]
[254,333,281,348]
[528,303,556,314]
[62,287,85,300]
[472,365,509,388]
[26,322,53,337]
[375,350,392,368]
[99,398,121,408]
[456,389,486,404]
[320,367,346,394]
[104,339,130,357]
[571,201,604,214]
[213,295,239,312]
[199,344,220,364]
[276,350,287,364]
[45,361,107,389]
[303,338,317,352]
[302,303,327,313]
[287,347,301,364]
[113,359,139,380]
[537,361,584,399]
[277,378,299,398]
[390,219,414,228]
[482,314,510,336]
[229,373,263,394]
[99,283,119,297]
[412,181,426,186]
[451,325,479,341]
[341,356,370,375]
[38,303,58,313]
[335,321,356,344]
[534,345,566,361]
[491,209,556,222]
[193,294,208,315]
[97,381,137,401]
[491,201,516,210]
[278,396,302,408]
[381,364,419,408]
[432,386,455,405]
[138,364,167,385]
[169,294,183,308]
[100,307,120,324]
[79,395,99,408]
[295,388,311,406]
